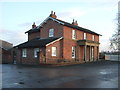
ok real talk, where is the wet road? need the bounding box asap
[2,60,119,88]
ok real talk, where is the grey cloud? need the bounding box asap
[18,22,32,27]
[0,29,27,46]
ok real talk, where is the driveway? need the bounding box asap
[2,60,119,88]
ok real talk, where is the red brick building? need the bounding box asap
[0,40,13,64]
[16,11,101,65]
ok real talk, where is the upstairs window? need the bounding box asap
[92,35,95,41]
[34,48,40,58]
[84,33,87,40]
[72,47,76,58]
[52,47,57,56]
[49,29,54,37]
[72,30,76,39]
[22,48,27,57]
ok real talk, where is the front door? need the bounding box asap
[13,51,16,64]
[39,51,46,64]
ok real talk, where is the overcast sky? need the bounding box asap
[0,0,118,52]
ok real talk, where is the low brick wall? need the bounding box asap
[40,59,99,66]
[105,54,120,61]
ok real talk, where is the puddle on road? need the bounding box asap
[14,83,19,85]
[14,82,24,85]
[19,82,24,84]
[99,69,111,75]
[18,72,22,73]
[99,72,107,74]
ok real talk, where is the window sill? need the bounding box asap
[52,55,57,57]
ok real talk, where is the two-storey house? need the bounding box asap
[16,11,101,65]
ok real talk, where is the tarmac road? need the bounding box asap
[2,60,119,88]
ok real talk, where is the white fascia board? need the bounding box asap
[37,17,64,29]
[49,17,64,25]
[46,37,63,47]
[37,17,49,29]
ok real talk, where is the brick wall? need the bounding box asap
[63,26,99,62]
[86,46,90,61]
[63,26,99,42]
[16,49,21,64]
[94,46,99,61]
[28,32,40,41]
[63,26,84,40]
[95,35,99,42]
[28,19,64,41]
[46,39,63,64]
[80,46,84,61]
[87,33,92,41]
[0,40,13,49]
[16,48,44,65]
[63,26,79,61]
[40,19,63,38]
[2,49,13,64]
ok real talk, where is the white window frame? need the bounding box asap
[72,47,75,58]
[72,30,76,39]
[34,48,40,58]
[49,28,54,37]
[84,33,87,40]
[52,47,57,56]
[22,48,27,57]
[92,35,95,41]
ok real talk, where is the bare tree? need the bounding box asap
[110,12,120,60]
[110,23,120,52]
[110,1,120,52]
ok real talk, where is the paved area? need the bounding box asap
[2,60,119,88]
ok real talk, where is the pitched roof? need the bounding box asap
[54,18,101,35]
[25,16,101,36]
[17,37,60,48]
[25,27,40,33]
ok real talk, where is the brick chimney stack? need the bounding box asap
[72,19,78,26]
[49,11,57,18]
[32,22,36,29]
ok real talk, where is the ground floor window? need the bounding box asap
[52,47,57,56]
[34,48,40,58]
[72,47,76,58]
[22,48,27,57]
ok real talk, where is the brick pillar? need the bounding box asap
[84,45,87,62]
[93,46,95,61]
[97,46,99,60]
[90,46,91,61]
[91,46,94,61]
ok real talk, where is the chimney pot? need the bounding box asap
[33,22,35,25]
[72,19,74,24]
[72,20,78,26]
[49,11,57,18]
[51,11,53,14]
[32,22,36,28]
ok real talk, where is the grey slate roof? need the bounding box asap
[17,37,60,48]
[55,18,101,35]
[25,27,40,33]
[25,17,101,36]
